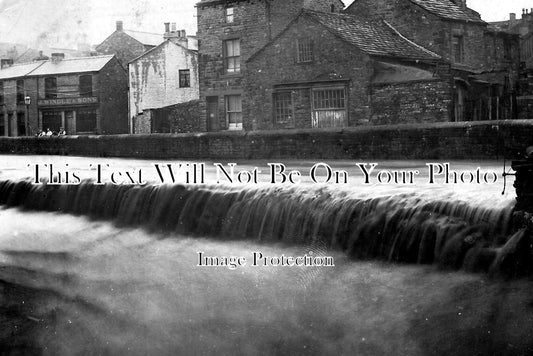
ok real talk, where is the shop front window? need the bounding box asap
[77,108,97,133]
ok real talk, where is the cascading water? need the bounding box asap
[0,177,517,273]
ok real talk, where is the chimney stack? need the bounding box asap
[0,58,13,69]
[51,53,65,63]
[510,13,517,27]
[163,22,189,49]
[116,20,123,31]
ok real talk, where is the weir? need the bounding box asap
[0,178,524,275]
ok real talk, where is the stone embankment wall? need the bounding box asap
[0,120,532,160]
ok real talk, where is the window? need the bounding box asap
[452,35,463,63]
[0,82,3,105]
[273,91,294,124]
[45,77,57,99]
[331,4,335,12]
[226,7,234,23]
[179,69,191,88]
[79,75,93,97]
[225,95,242,130]
[312,88,347,128]
[297,39,313,63]
[224,39,241,74]
[16,80,24,104]
[42,111,62,132]
[77,108,97,132]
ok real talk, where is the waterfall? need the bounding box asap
[0,179,518,273]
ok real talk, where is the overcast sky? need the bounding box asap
[0,0,527,49]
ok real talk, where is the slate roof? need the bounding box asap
[124,29,163,47]
[29,55,115,76]
[408,0,484,23]
[303,10,440,61]
[0,61,43,80]
[0,55,115,80]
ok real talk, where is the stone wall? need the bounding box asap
[371,80,452,124]
[96,31,147,67]
[98,57,129,134]
[245,15,374,130]
[345,0,505,70]
[1,120,532,160]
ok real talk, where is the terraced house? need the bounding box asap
[196,0,344,131]
[0,54,128,136]
[196,0,519,131]
[346,0,520,122]
[245,10,449,129]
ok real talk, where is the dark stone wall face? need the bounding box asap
[371,80,453,124]
[98,57,129,134]
[96,31,147,67]
[1,121,532,160]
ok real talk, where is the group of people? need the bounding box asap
[36,127,67,137]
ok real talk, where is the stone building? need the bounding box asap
[197,0,344,131]
[0,61,42,136]
[129,25,199,134]
[0,54,128,136]
[245,10,449,129]
[96,21,164,67]
[490,10,533,119]
[346,0,521,122]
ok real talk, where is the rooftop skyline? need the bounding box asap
[0,0,527,51]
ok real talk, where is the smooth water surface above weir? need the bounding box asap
[0,155,532,355]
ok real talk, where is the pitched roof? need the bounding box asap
[303,10,440,61]
[128,40,197,64]
[28,55,115,76]
[0,61,44,80]
[408,0,484,23]
[124,29,163,47]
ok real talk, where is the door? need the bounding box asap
[65,111,75,134]
[207,96,219,131]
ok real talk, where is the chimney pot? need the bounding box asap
[171,23,177,32]
[181,30,186,38]
[116,21,123,31]
[164,22,170,33]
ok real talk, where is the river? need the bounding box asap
[0,155,532,355]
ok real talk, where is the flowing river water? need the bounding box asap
[0,155,532,355]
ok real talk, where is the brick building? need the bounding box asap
[245,10,449,129]
[197,0,344,131]
[129,25,199,134]
[0,54,128,136]
[346,0,521,122]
